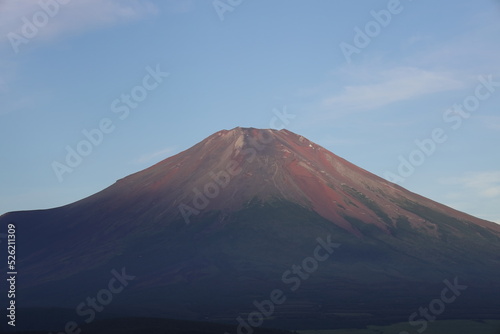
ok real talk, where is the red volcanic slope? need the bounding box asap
[84,127,500,237]
[2,127,500,326]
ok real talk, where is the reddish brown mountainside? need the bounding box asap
[1,127,500,330]
[89,127,499,236]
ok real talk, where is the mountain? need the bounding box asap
[2,127,500,331]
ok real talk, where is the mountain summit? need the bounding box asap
[168,127,499,235]
[2,127,500,330]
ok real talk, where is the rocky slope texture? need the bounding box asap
[2,127,500,331]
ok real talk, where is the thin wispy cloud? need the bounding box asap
[135,147,176,165]
[408,10,500,76]
[401,34,429,49]
[0,0,158,47]
[0,0,159,113]
[300,8,499,126]
[321,67,464,113]
[478,116,500,130]
[441,171,500,223]
[443,171,500,199]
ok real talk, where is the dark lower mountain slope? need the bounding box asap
[5,316,294,334]
[1,128,500,331]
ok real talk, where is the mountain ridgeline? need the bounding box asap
[2,127,500,331]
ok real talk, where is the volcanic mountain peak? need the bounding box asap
[15,126,495,239]
[78,127,491,237]
[2,127,500,330]
[101,126,496,238]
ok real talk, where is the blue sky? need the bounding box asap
[1,0,499,223]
